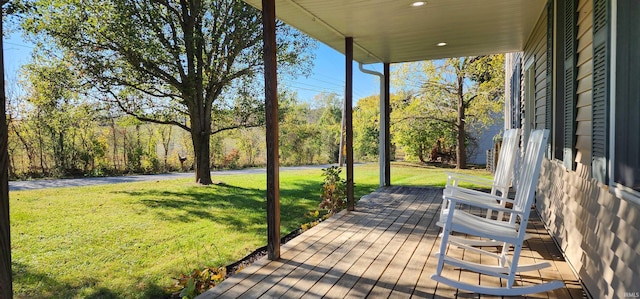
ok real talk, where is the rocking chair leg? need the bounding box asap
[498,242,510,267]
[507,243,524,288]
[436,206,455,276]
[436,226,451,275]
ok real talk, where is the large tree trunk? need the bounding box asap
[456,75,467,169]
[182,0,213,185]
[0,15,14,297]
[191,113,213,185]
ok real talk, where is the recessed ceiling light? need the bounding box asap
[411,1,426,7]
[437,42,447,47]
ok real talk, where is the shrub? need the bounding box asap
[222,149,241,169]
[318,166,347,215]
[170,267,225,299]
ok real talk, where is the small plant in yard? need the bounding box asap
[319,166,347,215]
[170,267,226,299]
[300,210,331,231]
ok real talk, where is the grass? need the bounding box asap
[10,162,491,298]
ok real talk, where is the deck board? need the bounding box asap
[198,187,586,299]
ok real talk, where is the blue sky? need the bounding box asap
[3,32,384,104]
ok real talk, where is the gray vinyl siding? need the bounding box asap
[521,7,548,164]
[574,0,593,171]
[526,10,548,131]
[537,159,640,299]
[534,0,640,298]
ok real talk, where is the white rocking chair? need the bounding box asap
[440,129,520,246]
[431,129,564,296]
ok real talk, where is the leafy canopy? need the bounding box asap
[22,0,315,133]
[21,0,316,183]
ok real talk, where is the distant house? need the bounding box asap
[467,118,503,166]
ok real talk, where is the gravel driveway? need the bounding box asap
[9,164,333,191]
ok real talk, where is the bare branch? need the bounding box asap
[211,122,262,135]
[104,90,191,132]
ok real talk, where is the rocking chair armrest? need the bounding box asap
[443,194,521,215]
[445,186,514,202]
[446,172,494,187]
[443,186,515,203]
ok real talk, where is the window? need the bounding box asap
[523,59,536,144]
[611,0,640,195]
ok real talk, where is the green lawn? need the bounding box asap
[10,163,491,298]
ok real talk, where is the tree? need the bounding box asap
[393,56,504,168]
[314,92,343,163]
[23,58,81,176]
[353,95,379,160]
[23,0,314,184]
[236,128,262,166]
[278,93,321,165]
[391,92,447,163]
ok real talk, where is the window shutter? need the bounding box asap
[592,0,610,183]
[545,0,554,158]
[511,58,522,129]
[563,0,577,170]
[515,61,521,129]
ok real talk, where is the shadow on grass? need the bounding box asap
[13,262,170,299]
[117,180,325,232]
[117,179,379,234]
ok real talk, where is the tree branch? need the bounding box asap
[396,115,456,125]
[104,90,191,132]
[211,122,262,135]
[463,94,478,108]
[132,1,185,83]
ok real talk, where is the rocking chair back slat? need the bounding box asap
[492,129,520,194]
[512,129,548,217]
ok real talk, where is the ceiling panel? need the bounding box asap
[244,0,548,64]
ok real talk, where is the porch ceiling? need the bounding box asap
[244,0,547,64]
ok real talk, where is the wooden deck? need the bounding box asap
[199,186,586,299]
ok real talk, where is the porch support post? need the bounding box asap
[0,13,12,298]
[262,0,280,260]
[382,63,391,186]
[345,37,355,211]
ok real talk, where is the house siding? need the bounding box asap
[575,0,594,169]
[467,122,502,165]
[523,7,548,132]
[537,159,640,299]
[524,1,640,298]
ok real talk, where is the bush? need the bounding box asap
[318,166,347,215]
[222,149,241,169]
[170,267,225,299]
